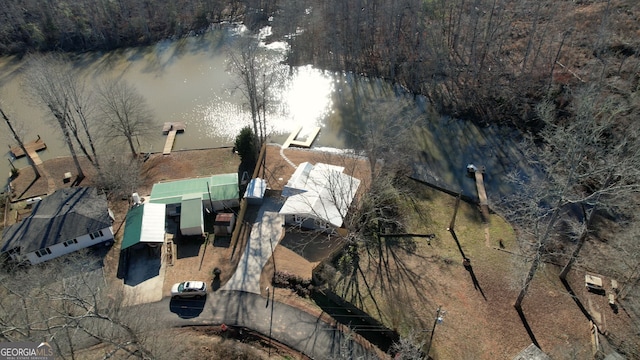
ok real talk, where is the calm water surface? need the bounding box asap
[0,28,530,201]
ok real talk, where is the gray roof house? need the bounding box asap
[1,187,114,265]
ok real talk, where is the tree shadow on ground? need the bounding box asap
[332,234,435,334]
[560,277,595,323]
[14,173,40,200]
[463,259,487,301]
[516,306,540,348]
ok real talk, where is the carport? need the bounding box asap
[121,203,167,250]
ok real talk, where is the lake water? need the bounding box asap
[0,27,530,202]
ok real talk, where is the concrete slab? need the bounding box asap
[221,211,284,293]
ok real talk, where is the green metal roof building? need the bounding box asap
[149,174,239,237]
[121,203,166,250]
[149,174,239,206]
[180,193,204,236]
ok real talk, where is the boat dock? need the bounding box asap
[467,164,490,220]
[282,126,321,149]
[9,136,46,165]
[162,122,185,155]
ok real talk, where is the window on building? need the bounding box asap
[63,239,78,247]
[35,248,52,257]
[89,230,104,240]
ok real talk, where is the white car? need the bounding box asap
[170,281,207,298]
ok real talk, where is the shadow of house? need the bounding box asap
[280,227,346,263]
[1,187,114,265]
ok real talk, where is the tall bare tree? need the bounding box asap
[228,34,283,148]
[96,78,155,158]
[23,54,87,182]
[0,105,40,179]
[504,85,640,310]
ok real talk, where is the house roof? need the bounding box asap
[149,174,239,205]
[513,344,551,360]
[279,163,360,227]
[1,187,112,254]
[214,213,234,225]
[121,203,166,250]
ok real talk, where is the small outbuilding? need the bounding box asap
[213,213,236,236]
[121,203,167,250]
[180,193,204,237]
[244,178,266,204]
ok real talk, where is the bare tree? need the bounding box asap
[95,78,155,158]
[227,34,283,148]
[23,54,88,181]
[93,154,143,200]
[0,252,189,359]
[503,85,640,310]
[0,105,40,179]
[65,69,101,169]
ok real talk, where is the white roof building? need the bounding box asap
[280,162,360,228]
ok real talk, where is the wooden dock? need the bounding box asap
[162,122,185,155]
[474,170,490,220]
[162,122,185,134]
[282,126,321,149]
[475,171,488,206]
[9,137,46,165]
[9,137,46,158]
[163,130,177,155]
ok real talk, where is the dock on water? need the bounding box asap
[467,164,490,220]
[282,126,321,149]
[9,136,46,165]
[162,122,185,155]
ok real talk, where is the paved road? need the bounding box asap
[159,290,379,359]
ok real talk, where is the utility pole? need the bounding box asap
[268,236,275,357]
[426,306,444,358]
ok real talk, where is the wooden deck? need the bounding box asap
[282,126,321,149]
[9,137,46,165]
[9,137,46,158]
[163,130,177,155]
[162,123,185,155]
[162,122,186,134]
[474,171,490,220]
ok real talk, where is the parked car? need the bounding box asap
[170,281,207,298]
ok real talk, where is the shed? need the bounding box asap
[214,213,236,236]
[244,178,266,204]
[121,203,166,250]
[586,274,604,293]
[180,194,204,236]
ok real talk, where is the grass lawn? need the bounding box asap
[329,181,593,359]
